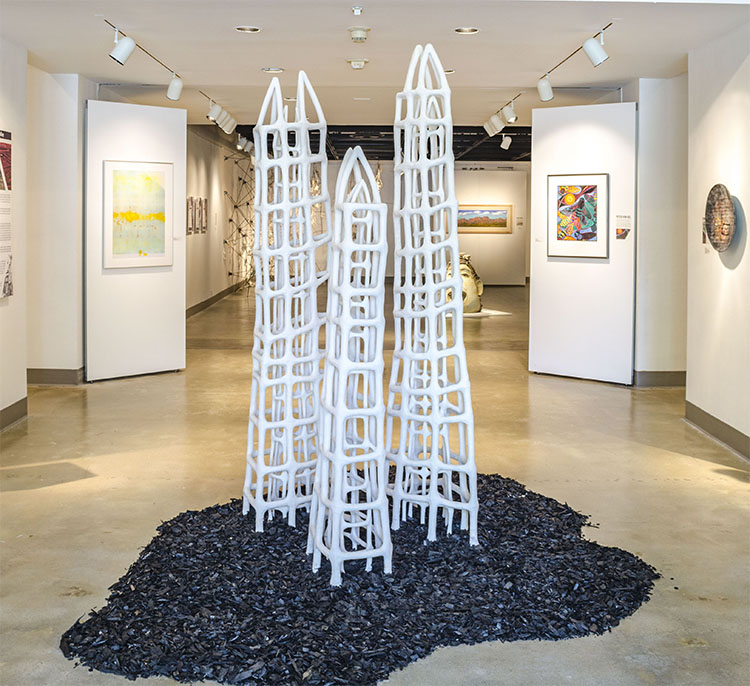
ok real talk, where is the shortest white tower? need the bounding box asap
[308,146,393,586]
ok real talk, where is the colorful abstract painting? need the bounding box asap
[457,205,513,234]
[547,174,609,258]
[103,161,173,268]
[556,185,597,241]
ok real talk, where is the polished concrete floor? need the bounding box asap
[1,286,748,686]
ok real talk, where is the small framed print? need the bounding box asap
[547,173,609,258]
[457,205,513,234]
[201,198,208,233]
[186,197,194,235]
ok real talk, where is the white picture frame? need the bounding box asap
[103,160,174,268]
[547,173,609,259]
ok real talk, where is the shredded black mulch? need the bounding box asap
[60,474,659,685]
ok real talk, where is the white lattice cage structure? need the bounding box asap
[386,44,479,545]
[308,146,393,586]
[243,72,331,530]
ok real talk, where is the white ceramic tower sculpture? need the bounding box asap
[243,72,331,531]
[308,146,393,586]
[386,44,479,545]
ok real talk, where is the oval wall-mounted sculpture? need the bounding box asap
[704,184,736,252]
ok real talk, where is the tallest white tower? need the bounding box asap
[386,44,479,545]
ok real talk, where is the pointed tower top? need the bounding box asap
[402,43,449,93]
[296,71,326,125]
[257,77,284,126]
[336,146,380,205]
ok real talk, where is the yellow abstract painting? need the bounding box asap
[112,170,166,256]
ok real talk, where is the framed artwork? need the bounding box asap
[201,197,208,232]
[457,205,513,234]
[186,197,194,235]
[194,195,203,235]
[547,173,609,258]
[103,161,173,268]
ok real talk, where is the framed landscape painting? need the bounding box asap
[103,161,173,268]
[457,204,513,234]
[547,173,608,258]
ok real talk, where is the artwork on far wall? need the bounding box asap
[547,173,609,259]
[457,204,513,234]
[194,194,203,236]
[703,183,736,252]
[103,160,173,268]
[186,196,194,235]
[201,197,208,233]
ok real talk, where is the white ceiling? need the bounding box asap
[2,0,748,125]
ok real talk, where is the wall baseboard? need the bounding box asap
[186,281,246,319]
[634,370,686,387]
[685,401,750,458]
[1,396,27,431]
[27,367,84,385]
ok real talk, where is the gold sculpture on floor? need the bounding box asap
[448,253,484,313]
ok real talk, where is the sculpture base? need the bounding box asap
[61,474,658,685]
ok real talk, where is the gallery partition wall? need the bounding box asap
[84,100,187,381]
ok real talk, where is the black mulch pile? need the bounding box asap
[60,474,659,685]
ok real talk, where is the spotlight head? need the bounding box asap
[583,35,609,67]
[500,135,512,150]
[490,113,505,134]
[166,74,183,101]
[222,116,237,135]
[109,30,136,65]
[215,110,231,128]
[483,120,497,137]
[243,140,254,154]
[237,135,247,150]
[501,103,517,123]
[207,101,222,121]
[537,75,554,102]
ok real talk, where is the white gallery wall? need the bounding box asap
[0,38,27,424]
[686,22,750,448]
[186,126,243,310]
[633,75,689,377]
[529,103,637,385]
[85,100,186,381]
[326,160,529,283]
[455,168,528,285]
[26,69,96,376]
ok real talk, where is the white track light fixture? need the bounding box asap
[243,139,254,154]
[207,101,222,121]
[167,73,183,101]
[215,110,231,129]
[501,102,517,123]
[237,135,248,150]
[490,113,505,134]
[483,120,498,137]
[537,74,554,102]
[222,117,237,135]
[583,33,609,67]
[109,28,136,65]
[500,135,512,150]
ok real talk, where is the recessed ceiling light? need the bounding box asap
[283,96,296,102]
[235,25,261,33]
[454,27,479,35]
[352,5,364,15]
[346,58,369,70]
[353,97,371,101]
[444,68,456,74]
[261,67,284,73]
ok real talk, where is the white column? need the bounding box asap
[387,44,479,545]
[308,146,393,586]
[243,72,331,530]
